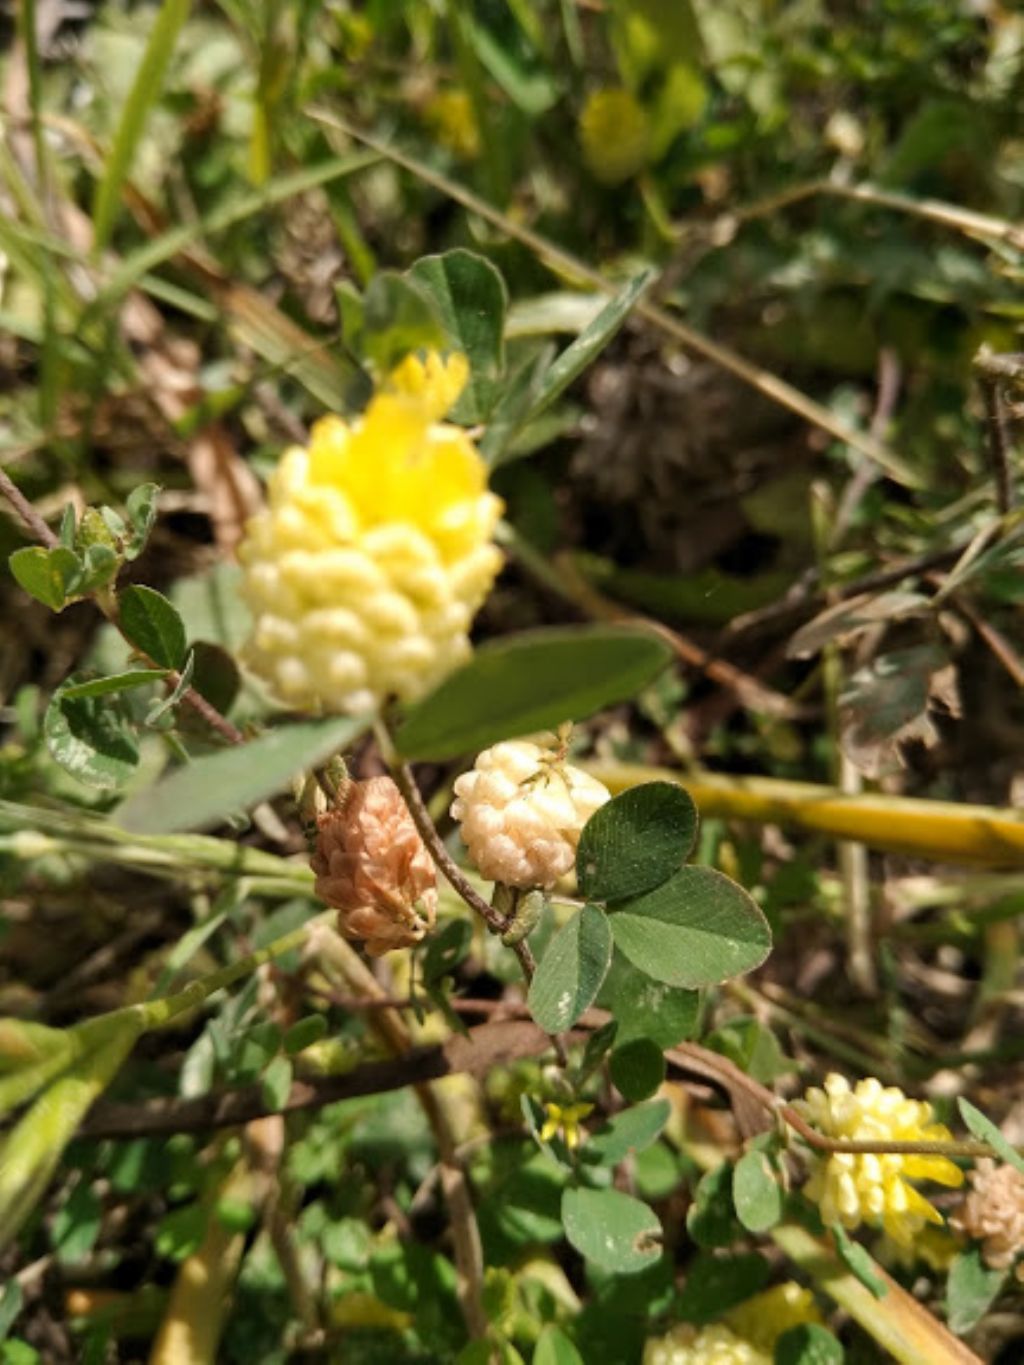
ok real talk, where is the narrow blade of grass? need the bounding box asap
[91,0,193,252]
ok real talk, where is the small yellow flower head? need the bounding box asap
[539,1101,593,1151]
[451,737,611,889]
[579,87,652,185]
[643,1324,769,1365]
[724,1282,821,1352]
[795,1074,964,1246]
[424,88,481,160]
[238,351,503,713]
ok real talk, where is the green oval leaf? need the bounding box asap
[407,248,507,422]
[116,714,370,833]
[119,584,187,669]
[732,1150,783,1233]
[600,952,699,1048]
[686,1164,741,1249]
[261,1055,294,1112]
[533,1326,584,1365]
[946,1247,1008,1335]
[528,904,612,1034]
[60,669,168,699]
[396,626,672,761]
[587,1099,670,1166]
[609,866,771,989]
[560,1187,662,1274]
[609,1038,665,1102]
[9,546,81,610]
[577,781,697,903]
[44,683,139,791]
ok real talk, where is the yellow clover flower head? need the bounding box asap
[795,1073,964,1246]
[724,1282,821,1352]
[643,1324,769,1365]
[238,350,503,713]
[539,1101,594,1151]
[579,87,652,185]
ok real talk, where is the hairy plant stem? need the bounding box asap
[382,738,538,982]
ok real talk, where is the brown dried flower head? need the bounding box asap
[951,1158,1024,1274]
[311,776,437,957]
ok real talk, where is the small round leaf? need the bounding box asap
[577,782,697,903]
[561,1186,662,1274]
[609,866,771,989]
[609,1039,665,1102]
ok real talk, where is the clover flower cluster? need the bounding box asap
[311,776,437,957]
[450,738,610,889]
[795,1073,963,1246]
[239,351,502,714]
[951,1158,1024,1274]
[643,1283,821,1365]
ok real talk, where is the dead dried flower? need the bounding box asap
[311,776,437,957]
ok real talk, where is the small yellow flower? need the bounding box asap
[795,1074,964,1247]
[579,87,651,185]
[238,350,503,713]
[539,1101,594,1151]
[724,1282,821,1352]
[424,88,481,160]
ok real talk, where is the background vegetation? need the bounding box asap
[1,1,1024,1361]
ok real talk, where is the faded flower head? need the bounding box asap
[238,350,503,713]
[951,1158,1024,1274]
[450,736,610,889]
[311,776,437,957]
[643,1324,769,1365]
[795,1073,964,1246]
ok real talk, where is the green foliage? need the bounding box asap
[119,585,188,670]
[408,249,508,422]
[775,1324,846,1365]
[527,904,611,1033]
[831,1224,887,1300]
[117,715,369,833]
[576,781,697,903]
[732,1148,784,1233]
[946,1247,1008,1335]
[958,1099,1024,1175]
[560,1187,662,1275]
[3,0,1022,1355]
[396,627,672,761]
[609,867,772,989]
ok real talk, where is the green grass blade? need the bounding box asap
[90,0,193,252]
[92,151,378,314]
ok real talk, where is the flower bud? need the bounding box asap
[450,739,610,889]
[311,776,437,956]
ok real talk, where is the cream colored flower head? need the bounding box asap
[643,1323,769,1365]
[450,736,610,889]
[238,351,503,713]
[795,1073,964,1246]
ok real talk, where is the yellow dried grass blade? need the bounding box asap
[586,762,1024,868]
